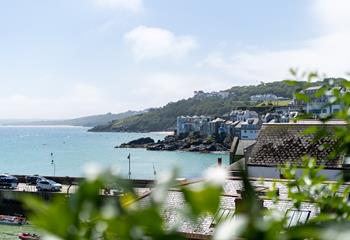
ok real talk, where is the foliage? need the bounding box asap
[24,71,350,240]
[256,99,291,107]
[24,169,225,240]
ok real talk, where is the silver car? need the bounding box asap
[36,179,62,192]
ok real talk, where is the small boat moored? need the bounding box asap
[0,215,26,225]
[18,232,40,240]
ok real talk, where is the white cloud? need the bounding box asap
[115,71,232,110]
[92,0,144,14]
[0,84,113,119]
[199,0,350,85]
[312,0,350,33]
[124,25,198,60]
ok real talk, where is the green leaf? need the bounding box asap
[307,71,318,82]
[289,68,298,77]
[294,92,310,102]
[283,79,298,86]
[182,184,222,216]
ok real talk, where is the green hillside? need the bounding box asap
[2,111,143,127]
[89,80,313,132]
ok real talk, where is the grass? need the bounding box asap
[256,99,291,107]
[0,224,40,240]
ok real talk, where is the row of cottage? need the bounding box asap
[176,108,301,140]
[177,83,345,140]
[176,110,263,140]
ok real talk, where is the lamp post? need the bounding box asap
[51,152,55,177]
[153,164,157,180]
[127,153,131,180]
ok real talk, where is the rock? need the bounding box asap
[127,137,155,145]
[214,144,228,152]
[147,144,164,151]
[188,138,203,146]
[118,134,231,153]
[179,142,191,150]
[163,144,177,151]
[164,135,177,143]
[117,137,155,148]
[205,144,217,152]
[188,145,199,152]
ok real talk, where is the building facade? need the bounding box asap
[240,118,262,140]
[303,86,342,117]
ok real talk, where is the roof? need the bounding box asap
[227,158,246,171]
[247,122,346,168]
[210,118,225,123]
[241,118,260,125]
[235,140,256,156]
[137,178,321,238]
[305,86,322,91]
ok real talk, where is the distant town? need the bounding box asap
[177,85,341,141]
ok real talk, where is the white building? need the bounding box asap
[304,86,342,117]
[250,94,278,102]
[193,90,230,99]
[230,110,259,122]
[176,116,212,135]
[240,118,262,140]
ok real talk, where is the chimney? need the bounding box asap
[217,157,222,166]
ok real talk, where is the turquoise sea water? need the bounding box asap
[0,126,229,179]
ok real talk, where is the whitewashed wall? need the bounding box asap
[248,166,343,180]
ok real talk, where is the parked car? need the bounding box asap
[0,174,18,189]
[36,179,62,192]
[25,175,45,185]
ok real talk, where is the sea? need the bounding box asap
[0,126,229,180]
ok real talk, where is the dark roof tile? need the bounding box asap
[248,123,345,168]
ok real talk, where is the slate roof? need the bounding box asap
[235,140,256,156]
[247,122,346,168]
[137,178,321,238]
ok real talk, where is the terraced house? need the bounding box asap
[245,121,350,180]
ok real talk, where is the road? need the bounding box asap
[8,183,150,197]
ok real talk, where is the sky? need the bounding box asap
[1,0,350,119]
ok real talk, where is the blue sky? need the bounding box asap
[0,0,349,118]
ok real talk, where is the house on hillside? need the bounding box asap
[208,118,226,136]
[218,121,240,138]
[305,86,342,117]
[293,85,343,117]
[229,110,259,121]
[240,118,262,140]
[250,94,278,102]
[193,90,230,99]
[263,112,298,124]
[176,116,212,136]
[246,121,350,180]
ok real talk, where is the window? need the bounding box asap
[285,209,311,227]
[322,109,327,113]
[310,109,321,114]
[210,208,235,227]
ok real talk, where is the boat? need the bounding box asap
[18,233,40,240]
[0,215,26,225]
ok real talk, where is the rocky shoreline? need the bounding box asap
[116,135,231,153]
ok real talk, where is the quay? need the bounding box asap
[0,175,157,216]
